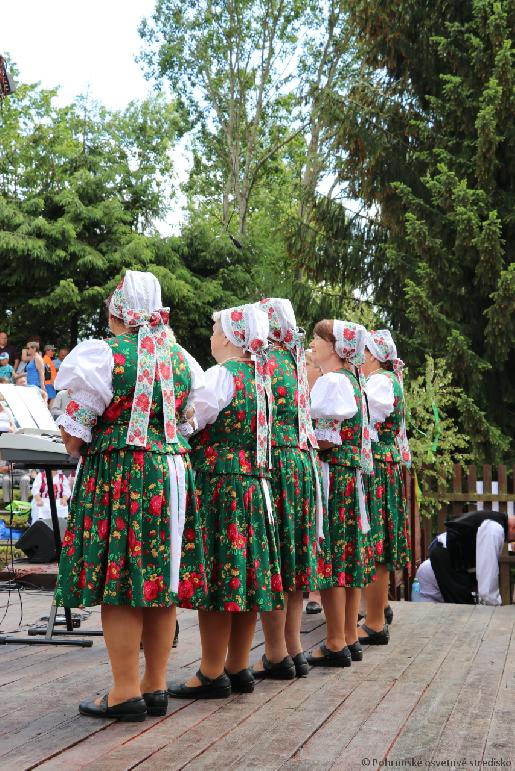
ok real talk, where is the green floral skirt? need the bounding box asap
[366,461,411,571]
[270,447,321,592]
[179,471,283,612]
[316,463,376,589]
[54,448,198,608]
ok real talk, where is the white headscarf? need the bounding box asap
[109,270,176,447]
[332,319,372,473]
[258,297,317,450]
[366,329,411,466]
[217,304,272,467]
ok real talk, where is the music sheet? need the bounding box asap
[0,385,57,431]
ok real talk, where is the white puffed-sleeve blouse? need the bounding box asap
[310,371,358,445]
[55,340,205,443]
[365,372,395,441]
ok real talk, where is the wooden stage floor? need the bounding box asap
[0,592,514,770]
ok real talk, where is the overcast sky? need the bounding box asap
[2,0,157,109]
[2,1,191,231]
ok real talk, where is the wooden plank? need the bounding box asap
[431,493,515,503]
[409,470,421,572]
[482,607,515,759]
[483,464,493,511]
[452,464,463,517]
[327,605,476,770]
[467,465,477,508]
[430,605,513,762]
[172,617,422,771]
[499,545,512,606]
[497,465,508,514]
[386,605,494,762]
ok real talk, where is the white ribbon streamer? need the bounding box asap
[310,450,325,547]
[167,454,187,593]
[357,469,370,533]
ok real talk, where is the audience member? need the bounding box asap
[0,331,19,370]
[0,352,15,383]
[54,347,69,371]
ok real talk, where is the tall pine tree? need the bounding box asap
[308,0,514,460]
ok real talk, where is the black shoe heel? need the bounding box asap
[292,652,310,677]
[143,690,168,716]
[348,641,363,662]
[225,668,255,693]
[384,605,394,625]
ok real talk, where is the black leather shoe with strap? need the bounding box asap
[358,623,390,645]
[306,643,352,668]
[142,690,168,716]
[292,651,310,677]
[253,654,296,680]
[347,641,363,661]
[225,667,255,693]
[168,670,231,699]
[79,694,147,722]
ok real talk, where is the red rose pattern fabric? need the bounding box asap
[268,346,322,591]
[54,333,202,608]
[367,369,411,570]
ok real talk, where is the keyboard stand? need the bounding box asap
[0,465,101,647]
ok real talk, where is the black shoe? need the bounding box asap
[292,652,310,677]
[172,620,179,648]
[384,605,394,625]
[347,641,363,662]
[358,612,366,622]
[253,654,295,680]
[143,690,168,716]
[358,623,390,645]
[306,643,352,668]
[79,694,147,722]
[168,670,231,699]
[305,601,322,615]
[225,668,255,693]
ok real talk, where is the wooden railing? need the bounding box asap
[390,464,515,604]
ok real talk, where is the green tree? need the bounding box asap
[306,0,514,461]
[0,81,183,347]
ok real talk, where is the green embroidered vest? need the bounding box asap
[191,360,269,477]
[269,345,301,449]
[318,369,362,467]
[370,369,403,463]
[88,333,192,455]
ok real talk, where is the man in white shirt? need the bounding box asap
[416,510,515,606]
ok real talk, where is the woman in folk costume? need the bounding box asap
[307,319,375,667]
[54,270,204,722]
[357,329,411,645]
[31,470,71,522]
[170,304,281,699]
[251,298,324,680]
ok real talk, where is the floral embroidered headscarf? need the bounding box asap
[258,297,317,451]
[332,320,373,473]
[366,329,411,466]
[109,270,177,447]
[219,303,272,468]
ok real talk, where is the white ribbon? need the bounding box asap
[310,450,325,547]
[167,454,187,593]
[357,469,370,533]
[321,461,330,509]
[261,478,275,526]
